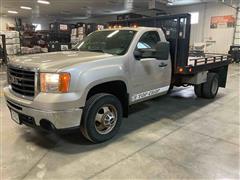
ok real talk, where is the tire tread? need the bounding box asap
[202,73,219,99]
[81,93,122,143]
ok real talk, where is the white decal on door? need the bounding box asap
[131,86,169,102]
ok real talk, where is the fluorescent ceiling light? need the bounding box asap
[37,0,50,5]
[8,10,18,14]
[107,10,130,14]
[20,6,32,10]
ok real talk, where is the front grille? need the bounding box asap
[8,66,35,97]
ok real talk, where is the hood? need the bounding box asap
[10,51,114,72]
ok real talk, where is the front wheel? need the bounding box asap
[81,93,123,143]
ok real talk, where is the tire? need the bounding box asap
[202,73,219,99]
[194,84,203,97]
[81,93,123,143]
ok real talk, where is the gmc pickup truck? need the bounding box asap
[4,14,231,143]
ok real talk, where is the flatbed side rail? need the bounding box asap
[189,55,228,66]
[176,55,231,75]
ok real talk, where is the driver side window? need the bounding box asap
[137,31,161,50]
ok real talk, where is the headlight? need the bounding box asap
[40,73,71,93]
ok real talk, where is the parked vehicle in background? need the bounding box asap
[229,45,240,63]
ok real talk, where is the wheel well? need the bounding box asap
[87,81,129,117]
[209,65,229,88]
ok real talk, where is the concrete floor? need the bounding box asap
[0,64,239,179]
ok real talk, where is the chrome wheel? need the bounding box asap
[94,104,118,135]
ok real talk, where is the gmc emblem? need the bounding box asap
[9,75,21,86]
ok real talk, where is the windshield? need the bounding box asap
[73,30,136,55]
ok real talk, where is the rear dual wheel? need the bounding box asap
[194,73,219,99]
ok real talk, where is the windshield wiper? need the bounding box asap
[79,49,113,55]
[88,49,105,53]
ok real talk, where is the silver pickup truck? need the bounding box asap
[4,24,230,143]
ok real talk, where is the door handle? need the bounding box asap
[158,63,168,67]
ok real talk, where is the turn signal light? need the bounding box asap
[59,73,71,93]
[178,67,184,73]
[40,73,71,93]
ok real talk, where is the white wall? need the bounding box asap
[30,18,52,30]
[0,16,52,31]
[77,15,117,24]
[22,17,53,30]
[167,3,206,45]
[203,3,236,53]
[168,2,237,53]
[0,16,15,31]
[0,16,50,31]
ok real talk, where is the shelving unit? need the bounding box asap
[71,23,105,47]
[0,34,7,65]
[0,31,21,55]
[19,24,49,54]
[48,22,72,52]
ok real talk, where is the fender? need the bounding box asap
[75,63,129,107]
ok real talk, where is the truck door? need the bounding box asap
[130,31,171,103]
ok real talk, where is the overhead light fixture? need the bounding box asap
[8,10,18,14]
[167,0,174,5]
[37,0,50,5]
[20,6,32,10]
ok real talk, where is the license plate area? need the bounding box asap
[10,110,20,124]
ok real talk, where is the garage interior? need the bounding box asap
[0,0,239,179]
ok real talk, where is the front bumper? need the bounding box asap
[4,87,83,129]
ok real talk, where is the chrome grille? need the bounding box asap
[7,66,35,97]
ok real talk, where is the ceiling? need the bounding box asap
[170,0,239,6]
[0,0,239,20]
[2,0,156,19]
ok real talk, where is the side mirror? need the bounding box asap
[155,42,170,60]
[133,50,143,60]
[134,49,157,60]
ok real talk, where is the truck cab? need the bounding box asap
[126,27,172,103]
